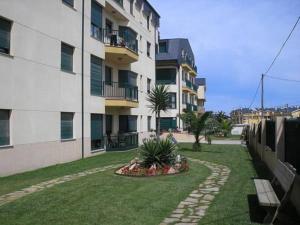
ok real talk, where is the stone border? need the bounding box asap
[160,158,231,225]
[0,164,123,207]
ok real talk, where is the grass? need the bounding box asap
[0,144,261,225]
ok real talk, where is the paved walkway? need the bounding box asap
[0,164,122,207]
[160,158,231,225]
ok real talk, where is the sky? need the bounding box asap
[149,0,300,113]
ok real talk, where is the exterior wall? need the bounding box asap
[0,0,159,176]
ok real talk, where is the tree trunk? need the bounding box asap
[156,111,160,141]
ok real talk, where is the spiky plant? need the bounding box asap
[139,139,177,168]
[147,85,170,139]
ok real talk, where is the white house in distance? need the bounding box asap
[0,0,160,176]
[156,38,206,131]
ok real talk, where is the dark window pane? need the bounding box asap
[0,110,10,146]
[61,43,74,72]
[91,114,104,150]
[148,116,151,131]
[106,115,113,135]
[62,0,74,7]
[105,66,112,85]
[61,112,74,140]
[147,78,151,93]
[159,42,167,53]
[147,42,151,57]
[119,115,137,133]
[156,68,176,84]
[168,93,176,109]
[118,70,137,87]
[91,0,103,40]
[91,55,103,96]
[0,17,12,54]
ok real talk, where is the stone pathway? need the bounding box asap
[0,164,122,207]
[160,158,231,225]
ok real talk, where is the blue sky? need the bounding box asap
[149,0,300,113]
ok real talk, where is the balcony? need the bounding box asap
[106,133,139,151]
[104,82,139,108]
[181,58,197,76]
[104,29,139,65]
[105,0,128,21]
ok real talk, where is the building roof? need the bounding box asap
[196,78,206,86]
[156,38,196,69]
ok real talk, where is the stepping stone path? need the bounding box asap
[160,158,231,225]
[0,164,122,207]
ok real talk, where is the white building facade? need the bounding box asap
[0,0,160,176]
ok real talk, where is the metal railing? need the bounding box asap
[103,29,138,53]
[103,81,138,102]
[106,132,138,151]
[182,57,197,72]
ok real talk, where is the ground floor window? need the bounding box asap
[0,109,10,146]
[160,117,177,131]
[91,114,104,151]
[61,112,74,140]
[119,115,137,133]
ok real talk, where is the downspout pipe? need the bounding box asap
[81,0,85,159]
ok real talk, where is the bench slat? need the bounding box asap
[254,179,280,207]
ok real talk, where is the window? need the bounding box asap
[159,41,167,53]
[130,0,134,15]
[147,15,150,30]
[91,0,103,41]
[147,78,151,93]
[118,70,137,87]
[106,115,113,135]
[147,42,151,57]
[156,68,176,84]
[61,112,74,140]
[147,116,151,131]
[90,55,103,96]
[62,0,74,7]
[119,115,137,133]
[168,93,176,109]
[61,43,74,72]
[0,110,10,146]
[105,66,112,85]
[0,17,12,55]
[91,114,104,151]
[182,93,186,104]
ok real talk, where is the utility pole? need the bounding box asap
[261,74,264,121]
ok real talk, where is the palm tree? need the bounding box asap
[220,119,233,137]
[180,112,211,150]
[147,85,170,139]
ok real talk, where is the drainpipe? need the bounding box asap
[81,0,85,159]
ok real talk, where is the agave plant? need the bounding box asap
[139,139,177,168]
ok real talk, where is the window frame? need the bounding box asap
[159,41,168,53]
[147,116,151,132]
[91,0,103,41]
[61,112,74,141]
[62,0,74,8]
[0,16,12,55]
[0,109,11,147]
[147,78,151,94]
[61,42,74,73]
[90,54,103,96]
[168,93,177,109]
[147,42,151,57]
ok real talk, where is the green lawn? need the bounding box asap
[0,144,260,225]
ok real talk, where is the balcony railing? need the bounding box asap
[106,133,138,151]
[104,81,138,102]
[182,57,197,73]
[104,29,138,54]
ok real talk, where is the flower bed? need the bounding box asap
[115,156,189,177]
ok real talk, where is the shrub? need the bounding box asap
[139,139,177,168]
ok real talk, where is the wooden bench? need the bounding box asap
[254,160,296,224]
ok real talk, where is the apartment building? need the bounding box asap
[156,38,204,130]
[0,0,160,176]
[196,78,206,115]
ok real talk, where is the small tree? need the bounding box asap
[180,112,211,151]
[220,119,233,137]
[147,85,170,139]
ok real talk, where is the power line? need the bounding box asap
[248,78,262,109]
[265,75,300,83]
[265,16,300,75]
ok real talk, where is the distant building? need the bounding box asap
[231,106,299,125]
[292,109,300,118]
[156,38,205,130]
[196,78,206,115]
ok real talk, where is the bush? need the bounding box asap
[139,139,177,168]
